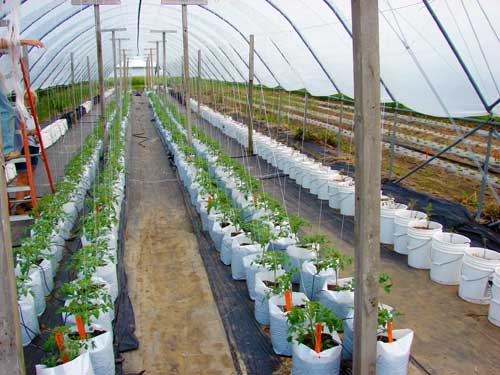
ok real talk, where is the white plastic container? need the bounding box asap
[393,210,427,255]
[430,233,470,285]
[317,278,354,320]
[35,352,95,375]
[18,293,40,346]
[243,253,267,300]
[300,261,335,300]
[268,292,308,356]
[286,245,316,284]
[380,202,407,245]
[231,241,263,280]
[338,184,355,216]
[376,329,414,375]
[459,248,500,304]
[407,220,443,269]
[488,268,500,327]
[291,330,342,375]
[254,270,285,325]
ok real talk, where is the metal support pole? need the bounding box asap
[182,4,193,145]
[94,4,106,134]
[0,134,25,375]
[277,90,282,136]
[303,92,308,142]
[70,52,77,125]
[197,49,202,115]
[247,34,255,154]
[155,40,160,91]
[394,123,485,184]
[122,50,126,92]
[476,127,493,222]
[352,0,381,373]
[388,103,399,180]
[338,94,343,156]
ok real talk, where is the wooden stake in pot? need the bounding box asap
[75,316,86,340]
[284,289,292,312]
[315,322,322,353]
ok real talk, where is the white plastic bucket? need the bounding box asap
[430,232,470,285]
[328,179,352,209]
[488,268,500,327]
[380,203,407,245]
[393,210,427,255]
[407,220,443,269]
[338,184,355,216]
[459,248,500,304]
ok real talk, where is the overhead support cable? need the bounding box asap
[199,5,281,87]
[422,0,492,113]
[323,0,397,102]
[264,0,341,93]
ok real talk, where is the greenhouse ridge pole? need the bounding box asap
[352,0,381,374]
[247,34,255,155]
[94,5,106,134]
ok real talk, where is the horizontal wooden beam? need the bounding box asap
[161,0,208,5]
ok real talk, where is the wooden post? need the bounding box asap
[182,4,193,145]
[155,40,160,91]
[197,49,202,116]
[0,130,25,374]
[22,45,30,85]
[122,49,127,92]
[247,34,255,155]
[70,52,78,125]
[86,55,92,99]
[110,31,118,101]
[351,1,381,374]
[162,32,167,90]
[93,5,106,133]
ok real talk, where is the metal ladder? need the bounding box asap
[7,58,54,222]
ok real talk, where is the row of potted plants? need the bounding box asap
[34,92,130,374]
[191,99,500,322]
[15,98,118,349]
[151,92,414,374]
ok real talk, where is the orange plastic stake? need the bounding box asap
[75,316,86,340]
[425,147,429,160]
[95,204,100,212]
[55,332,68,364]
[315,322,322,353]
[207,196,212,205]
[284,290,292,312]
[387,321,394,343]
[493,149,499,162]
[253,192,258,206]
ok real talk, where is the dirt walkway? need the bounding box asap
[122,93,235,374]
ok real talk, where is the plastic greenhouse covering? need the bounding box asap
[0,0,499,118]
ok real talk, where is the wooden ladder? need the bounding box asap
[7,58,54,222]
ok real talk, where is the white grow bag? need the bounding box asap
[254,270,285,325]
[430,232,470,285]
[317,278,354,320]
[338,184,355,216]
[407,220,443,269]
[286,245,316,284]
[84,325,115,375]
[393,210,427,255]
[243,253,267,301]
[268,292,309,356]
[231,241,263,280]
[459,248,500,304]
[300,261,335,300]
[291,330,342,375]
[376,329,414,375]
[220,232,244,265]
[488,268,500,327]
[35,352,94,375]
[19,293,40,346]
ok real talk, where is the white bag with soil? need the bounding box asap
[231,240,263,280]
[376,329,414,375]
[254,270,285,325]
[317,278,354,320]
[300,261,335,300]
[19,293,40,346]
[35,352,95,375]
[269,292,308,356]
[291,330,342,375]
[243,253,268,300]
[286,245,316,284]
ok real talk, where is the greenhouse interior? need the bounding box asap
[0,0,499,374]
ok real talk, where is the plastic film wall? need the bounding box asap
[0,0,499,117]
